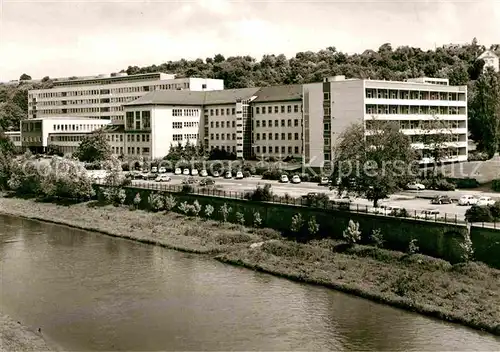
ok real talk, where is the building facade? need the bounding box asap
[27,73,224,125]
[303,76,468,167]
[3,131,22,151]
[22,117,110,154]
[477,50,499,73]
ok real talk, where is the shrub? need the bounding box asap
[434,179,456,191]
[163,194,177,211]
[253,211,262,227]
[121,178,132,187]
[290,213,304,233]
[245,184,273,202]
[204,204,214,218]
[370,228,384,248]
[450,178,480,189]
[192,200,202,217]
[133,193,141,209]
[303,193,330,208]
[148,193,164,212]
[468,150,489,161]
[307,216,319,235]
[299,173,311,182]
[242,170,251,178]
[389,208,409,218]
[262,169,284,180]
[219,203,232,222]
[117,189,126,205]
[407,238,419,255]
[178,201,190,215]
[235,211,245,225]
[465,205,493,222]
[459,232,474,262]
[489,201,500,219]
[181,184,195,193]
[343,220,361,245]
[492,179,500,192]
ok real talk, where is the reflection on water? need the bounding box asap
[1,215,499,351]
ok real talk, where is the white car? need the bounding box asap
[212,171,220,177]
[280,175,289,183]
[174,168,182,175]
[200,169,208,177]
[158,167,166,173]
[477,196,495,206]
[417,209,440,219]
[224,171,232,179]
[458,195,478,206]
[191,169,199,176]
[155,174,171,182]
[291,175,301,184]
[406,182,425,190]
[319,177,330,186]
[183,168,190,175]
[235,171,244,179]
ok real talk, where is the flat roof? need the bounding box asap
[52,72,175,87]
[22,117,112,121]
[253,84,303,103]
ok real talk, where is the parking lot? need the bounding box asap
[125,172,491,221]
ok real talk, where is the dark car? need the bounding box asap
[431,195,452,205]
[200,178,215,186]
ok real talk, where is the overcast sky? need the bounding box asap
[0,0,499,81]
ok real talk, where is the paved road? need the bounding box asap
[130,174,476,221]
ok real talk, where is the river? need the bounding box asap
[1,215,499,351]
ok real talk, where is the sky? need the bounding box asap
[0,0,499,81]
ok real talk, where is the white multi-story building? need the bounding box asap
[27,72,224,124]
[303,76,468,167]
[3,131,22,150]
[477,50,499,73]
[21,117,110,154]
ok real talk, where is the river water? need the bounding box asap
[1,215,499,351]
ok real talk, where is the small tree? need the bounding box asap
[371,228,384,248]
[163,194,177,212]
[408,238,419,255]
[219,203,232,222]
[148,193,164,212]
[117,189,126,205]
[192,200,202,217]
[178,201,190,215]
[290,213,304,233]
[204,204,214,218]
[73,129,111,163]
[133,193,141,209]
[459,232,474,262]
[343,220,361,245]
[307,216,319,235]
[253,211,262,227]
[235,212,245,225]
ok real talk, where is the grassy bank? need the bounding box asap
[1,195,499,337]
[0,314,53,352]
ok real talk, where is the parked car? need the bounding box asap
[406,182,425,190]
[182,177,196,185]
[235,171,244,179]
[151,166,158,173]
[200,178,215,186]
[477,196,495,206]
[431,195,452,205]
[183,168,190,176]
[191,169,199,176]
[224,171,232,179]
[144,172,157,180]
[212,170,220,177]
[458,195,478,206]
[301,192,318,199]
[158,167,167,173]
[200,169,208,177]
[174,168,182,175]
[319,177,330,186]
[280,174,289,183]
[155,174,171,182]
[291,175,301,184]
[417,209,440,219]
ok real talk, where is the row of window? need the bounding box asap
[255,119,301,128]
[365,104,466,115]
[127,134,150,143]
[210,120,236,129]
[172,108,200,117]
[210,145,237,153]
[255,132,302,141]
[127,146,150,155]
[50,135,87,142]
[211,133,237,141]
[52,123,106,132]
[366,120,465,130]
[172,121,199,129]
[207,107,237,117]
[7,135,21,142]
[107,134,124,143]
[255,104,301,115]
[254,146,301,155]
[23,136,42,142]
[172,134,199,141]
[112,146,124,155]
[125,111,151,130]
[365,89,466,101]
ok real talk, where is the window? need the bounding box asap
[262,133,266,140]
[256,146,260,153]
[295,146,299,154]
[281,133,285,140]
[262,107,266,115]
[227,133,230,140]
[210,121,214,128]
[232,133,236,140]
[126,112,134,129]
[142,111,151,128]
[324,123,330,131]
[294,105,299,113]
[288,146,292,154]
[281,119,285,127]
[173,134,183,141]
[227,108,230,115]
[210,109,214,116]
[281,106,285,113]
[324,107,330,115]
[275,146,279,153]
[232,108,235,115]
[269,133,273,140]
[324,92,330,100]
[294,119,299,127]
[288,133,292,140]
[262,120,266,127]
[274,106,279,113]
[294,133,299,140]
[287,119,292,127]
[173,122,182,129]
[221,109,225,116]
[221,121,225,128]
[268,106,272,114]
[211,134,214,140]
[256,107,260,114]
[256,120,260,127]
[221,134,225,140]
[324,153,331,161]
[256,133,260,140]
[143,147,150,153]
[287,105,292,113]
[216,121,220,128]
[232,121,235,128]
[216,134,219,140]
[215,109,219,116]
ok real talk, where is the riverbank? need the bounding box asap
[1,196,499,337]
[0,314,53,352]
